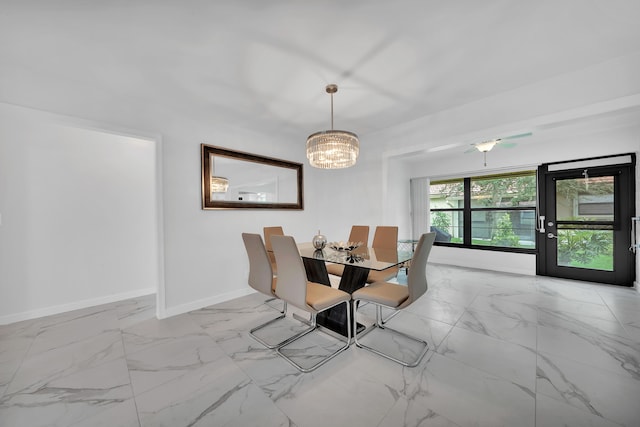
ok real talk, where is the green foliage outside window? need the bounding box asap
[431,211,451,230]
[557,229,613,270]
[430,172,537,250]
[490,213,520,247]
[471,174,536,208]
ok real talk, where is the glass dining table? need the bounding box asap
[297,243,413,337]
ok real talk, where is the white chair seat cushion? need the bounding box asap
[306,282,350,312]
[352,281,408,308]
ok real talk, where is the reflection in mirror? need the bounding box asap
[210,155,298,203]
[201,144,303,210]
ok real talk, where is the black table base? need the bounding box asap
[302,258,369,337]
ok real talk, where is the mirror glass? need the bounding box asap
[201,144,304,210]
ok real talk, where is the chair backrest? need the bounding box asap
[403,232,436,308]
[348,225,369,246]
[263,226,284,271]
[242,233,275,297]
[263,226,284,252]
[271,235,309,311]
[372,226,398,249]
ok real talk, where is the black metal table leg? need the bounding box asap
[302,258,368,336]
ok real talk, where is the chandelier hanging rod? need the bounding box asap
[327,84,337,129]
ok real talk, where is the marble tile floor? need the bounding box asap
[1,264,640,427]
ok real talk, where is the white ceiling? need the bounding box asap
[2,0,640,142]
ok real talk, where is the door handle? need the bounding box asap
[538,216,546,233]
[632,217,639,254]
[547,233,558,239]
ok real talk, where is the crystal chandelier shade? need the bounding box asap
[210,176,229,192]
[306,84,359,169]
[306,130,359,169]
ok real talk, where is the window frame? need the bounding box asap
[429,171,537,254]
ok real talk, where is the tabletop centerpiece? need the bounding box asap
[328,241,362,252]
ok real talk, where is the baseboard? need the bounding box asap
[429,258,535,276]
[430,247,536,276]
[0,287,157,325]
[158,287,255,319]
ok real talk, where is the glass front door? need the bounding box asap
[537,157,635,286]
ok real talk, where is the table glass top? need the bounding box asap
[297,242,413,271]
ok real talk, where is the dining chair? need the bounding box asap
[326,225,370,277]
[271,235,352,372]
[263,226,284,274]
[241,233,292,349]
[352,232,436,367]
[348,225,370,246]
[366,225,399,283]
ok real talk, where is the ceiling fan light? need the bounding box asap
[475,140,500,153]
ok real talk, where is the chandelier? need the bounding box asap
[210,176,229,192]
[306,84,359,169]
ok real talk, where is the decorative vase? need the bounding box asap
[312,230,327,249]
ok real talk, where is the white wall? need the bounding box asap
[380,109,640,276]
[309,146,390,244]
[1,50,639,323]
[0,104,160,323]
[368,52,640,278]
[0,102,325,321]
[151,118,324,318]
[383,155,412,239]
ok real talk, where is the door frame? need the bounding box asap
[536,153,636,286]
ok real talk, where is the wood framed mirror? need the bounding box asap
[201,144,304,210]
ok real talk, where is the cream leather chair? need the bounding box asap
[263,226,284,274]
[352,232,436,367]
[271,235,352,372]
[326,225,370,277]
[241,233,290,349]
[366,226,399,284]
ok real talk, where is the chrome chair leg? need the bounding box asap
[381,308,400,325]
[355,300,399,325]
[276,300,351,373]
[249,302,301,349]
[263,297,287,314]
[354,301,428,367]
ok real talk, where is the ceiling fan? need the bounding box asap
[465,132,532,166]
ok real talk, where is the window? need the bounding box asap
[429,171,537,252]
[429,178,464,244]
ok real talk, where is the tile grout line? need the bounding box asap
[119,323,143,427]
[0,322,39,402]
